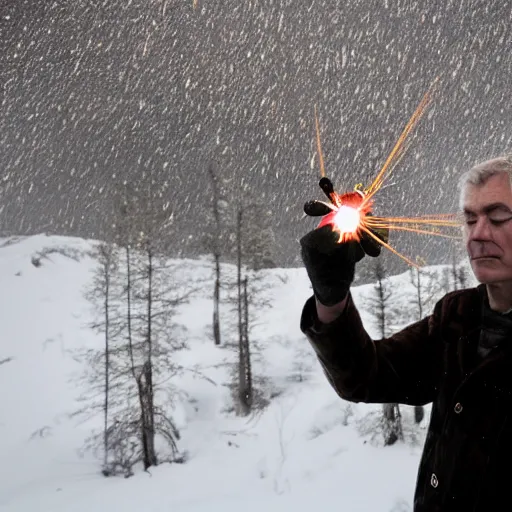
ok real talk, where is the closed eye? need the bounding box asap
[490,216,512,226]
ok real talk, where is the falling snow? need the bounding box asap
[0,1,511,274]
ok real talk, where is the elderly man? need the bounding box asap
[299,156,512,511]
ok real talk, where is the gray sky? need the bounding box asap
[1,0,511,270]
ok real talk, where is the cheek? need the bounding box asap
[484,229,512,258]
[500,234,512,254]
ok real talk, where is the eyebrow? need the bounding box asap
[463,203,512,215]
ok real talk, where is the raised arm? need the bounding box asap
[300,292,443,405]
[299,203,443,406]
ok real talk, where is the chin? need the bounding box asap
[471,262,511,285]
[471,260,498,283]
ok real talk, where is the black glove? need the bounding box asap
[300,210,387,306]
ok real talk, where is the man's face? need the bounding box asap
[463,172,512,284]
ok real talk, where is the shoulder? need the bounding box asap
[436,286,481,312]
[433,286,483,335]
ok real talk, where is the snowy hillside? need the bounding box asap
[0,235,476,512]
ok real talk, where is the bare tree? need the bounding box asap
[243,207,276,271]
[207,163,223,346]
[449,241,469,291]
[451,243,459,291]
[222,202,273,416]
[365,259,403,446]
[235,208,251,416]
[382,402,404,446]
[84,242,118,471]
[457,264,469,289]
[76,183,189,476]
[236,274,252,416]
[372,260,393,339]
[410,259,427,321]
[408,257,444,424]
[77,239,139,475]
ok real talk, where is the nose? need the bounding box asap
[469,217,492,241]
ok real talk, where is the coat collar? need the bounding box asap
[457,284,512,380]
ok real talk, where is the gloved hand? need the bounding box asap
[300,205,387,306]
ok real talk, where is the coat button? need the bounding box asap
[454,402,463,414]
[431,473,439,488]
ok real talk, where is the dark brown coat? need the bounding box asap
[300,285,512,511]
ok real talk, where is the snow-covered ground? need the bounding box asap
[0,235,476,512]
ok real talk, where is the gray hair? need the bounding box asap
[458,154,512,208]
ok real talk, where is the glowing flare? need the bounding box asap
[310,78,462,268]
[333,206,360,234]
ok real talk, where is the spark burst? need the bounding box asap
[309,78,462,268]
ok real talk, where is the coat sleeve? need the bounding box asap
[300,292,445,406]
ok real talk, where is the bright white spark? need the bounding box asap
[333,206,360,233]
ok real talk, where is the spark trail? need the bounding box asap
[311,78,462,268]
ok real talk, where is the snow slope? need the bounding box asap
[0,235,476,512]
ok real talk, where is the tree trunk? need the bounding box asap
[125,246,155,469]
[236,209,249,416]
[213,252,221,345]
[414,405,425,424]
[126,246,136,375]
[383,403,403,446]
[415,268,422,319]
[138,362,157,469]
[452,246,458,291]
[208,164,223,346]
[103,247,111,471]
[144,247,157,467]
[376,270,386,338]
[242,277,253,412]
